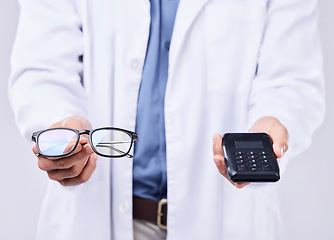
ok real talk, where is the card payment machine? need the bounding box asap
[222,133,280,182]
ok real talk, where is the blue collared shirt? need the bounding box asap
[133,0,179,201]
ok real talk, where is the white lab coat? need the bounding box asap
[9,0,325,239]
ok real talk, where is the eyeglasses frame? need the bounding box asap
[31,127,139,158]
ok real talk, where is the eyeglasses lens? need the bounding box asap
[38,129,78,156]
[91,129,132,157]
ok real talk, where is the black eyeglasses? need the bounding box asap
[31,127,138,158]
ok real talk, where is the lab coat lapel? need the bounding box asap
[169,0,209,70]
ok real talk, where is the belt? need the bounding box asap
[133,196,168,230]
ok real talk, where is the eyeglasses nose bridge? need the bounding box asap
[77,130,92,142]
[78,129,91,135]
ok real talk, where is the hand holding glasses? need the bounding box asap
[32,127,138,158]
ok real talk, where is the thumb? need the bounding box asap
[267,121,289,159]
[272,135,288,159]
[249,116,289,159]
[60,116,92,130]
[56,116,92,142]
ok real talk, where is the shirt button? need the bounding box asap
[165,41,170,51]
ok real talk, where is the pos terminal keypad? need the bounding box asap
[222,133,280,182]
[235,151,271,171]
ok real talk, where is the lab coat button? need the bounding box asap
[119,202,131,214]
[130,59,143,73]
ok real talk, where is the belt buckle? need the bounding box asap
[157,198,167,230]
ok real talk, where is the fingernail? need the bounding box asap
[281,147,284,157]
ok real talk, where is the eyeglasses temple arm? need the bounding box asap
[96,143,133,158]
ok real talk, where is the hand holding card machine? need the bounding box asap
[222,133,280,182]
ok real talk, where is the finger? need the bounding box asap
[62,138,80,155]
[269,125,289,159]
[213,134,250,189]
[32,143,38,155]
[212,134,224,157]
[62,136,92,155]
[47,155,89,181]
[77,134,90,146]
[49,116,92,143]
[212,134,226,175]
[33,133,86,159]
[273,141,288,159]
[249,116,289,159]
[59,154,98,186]
[46,149,96,182]
[38,144,91,171]
[212,134,237,185]
[235,182,250,189]
[213,154,227,176]
[213,151,250,189]
[60,116,92,130]
[46,146,97,182]
[271,127,288,158]
[60,116,92,142]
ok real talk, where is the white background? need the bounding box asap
[0,1,333,239]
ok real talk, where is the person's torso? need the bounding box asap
[38,1,281,240]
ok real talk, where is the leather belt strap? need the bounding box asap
[133,196,167,230]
